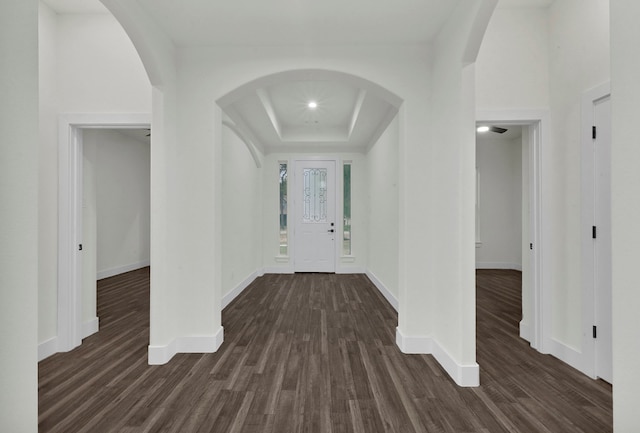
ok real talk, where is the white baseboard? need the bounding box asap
[82,317,99,339]
[148,340,177,365]
[38,318,99,362]
[222,271,259,309]
[365,270,399,311]
[395,327,479,387]
[336,267,365,275]
[476,262,522,271]
[148,326,224,365]
[519,320,532,343]
[395,328,432,353]
[97,260,150,280]
[38,337,58,362]
[548,338,591,377]
[264,266,369,275]
[262,266,294,274]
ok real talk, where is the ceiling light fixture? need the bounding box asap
[476,125,490,133]
[307,101,318,109]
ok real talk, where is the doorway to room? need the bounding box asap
[475,123,527,345]
[57,114,151,354]
[475,112,546,353]
[83,128,151,280]
[81,128,151,341]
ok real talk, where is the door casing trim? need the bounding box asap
[477,109,549,354]
[57,113,151,354]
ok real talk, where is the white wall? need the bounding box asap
[221,126,262,301]
[475,6,550,109]
[546,0,610,349]
[0,1,39,430]
[55,13,151,112]
[366,116,400,302]
[476,0,610,368]
[38,3,152,346]
[476,133,522,269]
[610,0,640,429]
[38,0,60,352]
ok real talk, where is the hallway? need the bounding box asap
[38,269,612,432]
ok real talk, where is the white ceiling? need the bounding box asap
[223,78,397,153]
[497,0,555,8]
[42,0,108,14]
[42,0,556,17]
[135,0,458,46]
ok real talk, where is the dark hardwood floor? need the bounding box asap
[38,268,612,432]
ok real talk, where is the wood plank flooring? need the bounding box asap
[38,268,612,432]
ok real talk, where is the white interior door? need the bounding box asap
[594,95,612,383]
[294,160,336,272]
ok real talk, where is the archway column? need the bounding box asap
[148,76,223,363]
[101,0,224,363]
[396,0,497,387]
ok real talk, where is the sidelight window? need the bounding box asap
[279,162,288,255]
[343,162,352,255]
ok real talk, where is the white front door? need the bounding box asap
[294,160,336,272]
[594,95,612,383]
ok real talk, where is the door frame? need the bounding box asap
[291,157,340,273]
[581,81,611,379]
[477,109,550,353]
[57,113,151,353]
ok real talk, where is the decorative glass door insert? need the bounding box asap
[303,168,328,222]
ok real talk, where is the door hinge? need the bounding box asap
[530,243,533,250]
[592,226,597,239]
[592,125,597,140]
[78,244,83,251]
[593,325,597,339]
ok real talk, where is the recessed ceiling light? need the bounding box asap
[477,125,490,133]
[308,101,318,109]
